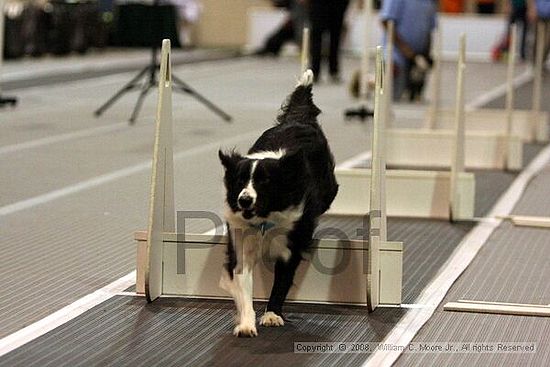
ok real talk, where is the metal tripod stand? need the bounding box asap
[94,2,231,124]
[94,44,232,124]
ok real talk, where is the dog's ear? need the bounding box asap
[218,149,243,171]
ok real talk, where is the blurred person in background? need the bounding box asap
[528,0,550,67]
[255,0,308,56]
[169,0,202,47]
[492,0,528,61]
[477,0,496,13]
[380,0,438,101]
[308,0,351,83]
[509,0,528,60]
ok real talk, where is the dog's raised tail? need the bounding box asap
[277,69,321,125]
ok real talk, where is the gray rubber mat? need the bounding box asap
[394,164,550,367]
[0,296,407,367]
[3,200,541,367]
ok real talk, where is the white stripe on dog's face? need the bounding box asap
[238,161,258,208]
[238,150,287,209]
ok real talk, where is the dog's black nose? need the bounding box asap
[238,195,253,209]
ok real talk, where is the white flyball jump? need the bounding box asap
[427,25,548,143]
[330,44,476,221]
[386,31,523,171]
[136,40,403,312]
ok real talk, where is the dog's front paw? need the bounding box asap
[260,311,284,327]
[233,323,258,337]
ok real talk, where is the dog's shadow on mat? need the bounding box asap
[210,320,331,357]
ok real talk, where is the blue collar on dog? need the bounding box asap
[251,221,276,235]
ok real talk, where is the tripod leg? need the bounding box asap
[129,81,154,124]
[94,67,150,117]
[172,75,232,122]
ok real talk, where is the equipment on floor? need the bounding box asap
[94,0,231,124]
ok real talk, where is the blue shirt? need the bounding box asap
[380,0,438,67]
[536,0,550,19]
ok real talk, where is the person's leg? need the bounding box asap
[516,5,528,60]
[393,62,408,101]
[261,18,295,56]
[477,3,495,14]
[309,8,325,81]
[328,0,350,79]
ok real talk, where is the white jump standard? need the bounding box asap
[136,41,404,334]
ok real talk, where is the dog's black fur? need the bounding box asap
[218,70,338,336]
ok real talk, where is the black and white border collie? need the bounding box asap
[218,70,338,337]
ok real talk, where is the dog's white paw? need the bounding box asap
[260,311,284,327]
[297,69,314,87]
[233,323,258,337]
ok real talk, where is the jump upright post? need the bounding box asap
[532,22,546,139]
[450,34,467,222]
[384,21,394,128]
[301,27,310,74]
[426,28,442,129]
[144,39,176,302]
[505,24,518,170]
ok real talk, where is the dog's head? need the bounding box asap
[218,149,307,221]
